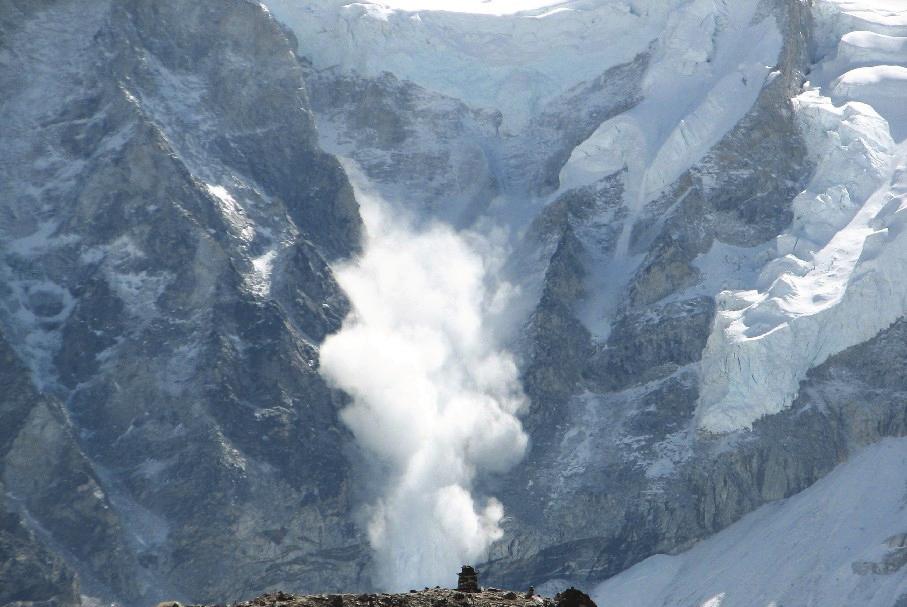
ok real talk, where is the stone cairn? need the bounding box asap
[553,588,596,607]
[457,565,480,593]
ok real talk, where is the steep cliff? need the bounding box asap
[1,0,364,603]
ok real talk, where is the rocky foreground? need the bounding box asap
[186,587,596,607]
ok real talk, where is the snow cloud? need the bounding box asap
[319,191,528,590]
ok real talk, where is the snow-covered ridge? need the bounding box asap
[339,0,567,15]
[697,0,907,433]
[266,0,775,132]
[558,0,781,212]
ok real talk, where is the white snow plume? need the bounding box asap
[319,191,528,590]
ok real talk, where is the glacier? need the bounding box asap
[697,0,907,433]
[265,0,778,136]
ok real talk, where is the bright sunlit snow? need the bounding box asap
[696,0,907,433]
[265,0,712,130]
[347,0,566,14]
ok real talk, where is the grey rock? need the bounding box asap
[0,332,82,607]
[0,0,366,603]
[588,296,716,392]
[304,67,501,226]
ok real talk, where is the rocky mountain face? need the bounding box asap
[0,332,82,607]
[1,0,365,603]
[2,0,907,605]
[593,437,907,606]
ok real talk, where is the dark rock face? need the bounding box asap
[553,588,596,607]
[304,67,502,227]
[521,172,626,427]
[0,334,82,607]
[591,296,716,391]
[109,0,361,260]
[0,0,365,604]
[0,510,79,607]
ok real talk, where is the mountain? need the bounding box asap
[1,0,905,606]
[1,0,364,603]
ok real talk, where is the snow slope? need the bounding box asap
[266,0,778,133]
[343,0,566,15]
[697,0,907,433]
[593,438,907,607]
[832,66,907,140]
[556,0,781,340]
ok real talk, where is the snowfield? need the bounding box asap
[265,0,778,134]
